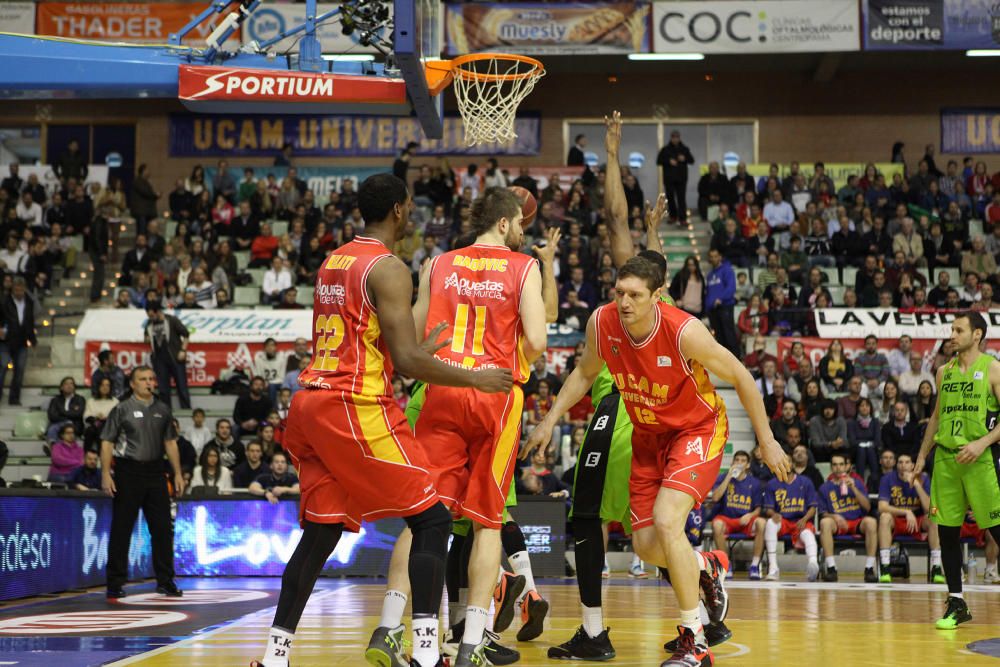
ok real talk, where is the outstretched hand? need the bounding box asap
[604,110,622,156]
[644,194,667,231]
[533,227,561,265]
[420,322,452,355]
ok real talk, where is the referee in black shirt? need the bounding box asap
[101,365,185,598]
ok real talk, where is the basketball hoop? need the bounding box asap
[426,54,545,146]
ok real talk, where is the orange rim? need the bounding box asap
[425,53,545,96]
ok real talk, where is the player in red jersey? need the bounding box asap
[252,174,512,667]
[525,256,788,667]
[369,187,556,667]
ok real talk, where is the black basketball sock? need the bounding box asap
[501,520,528,556]
[937,524,963,595]
[572,517,605,609]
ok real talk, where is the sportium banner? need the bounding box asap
[652,1,860,54]
[445,2,650,55]
[813,308,1000,340]
[941,109,1000,154]
[864,0,1000,50]
[168,113,541,157]
[35,2,241,45]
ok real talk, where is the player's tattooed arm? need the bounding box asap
[371,256,513,393]
[603,111,633,268]
[680,318,791,481]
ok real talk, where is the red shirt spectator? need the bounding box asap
[251,233,279,264]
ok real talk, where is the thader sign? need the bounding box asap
[813,308,1000,340]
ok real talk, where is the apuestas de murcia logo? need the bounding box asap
[316,283,346,306]
[189,69,335,100]
[443,272,505,301]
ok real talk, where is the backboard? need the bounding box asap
[393,0,444,139]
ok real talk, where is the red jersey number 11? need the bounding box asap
[451,304,487,356]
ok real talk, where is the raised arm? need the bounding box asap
[603,111,633,268]
[370,256,512,393]
[532,227,561,323]
[644,194,667,255]
[679,317,790,481]
[521,311,605,458]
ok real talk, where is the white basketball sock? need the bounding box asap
[379,590,408,629]
[261,626,293,667]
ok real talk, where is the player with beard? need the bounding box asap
[367,187,552,667]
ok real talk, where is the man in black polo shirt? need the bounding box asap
[100,366,184,599]
[248,451,299,504]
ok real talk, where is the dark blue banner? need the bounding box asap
[168,113,541,158]
[864,0,1000,50]
[941,108,1000,154]
[0,495,152,601]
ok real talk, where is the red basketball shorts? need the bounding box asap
[775,517,816,548]
[713,514,759,536]
[835,517,865,536]
[893,515,929,540]
[282,389,438,532]
[629,415,728,531]
[414,384,524,529]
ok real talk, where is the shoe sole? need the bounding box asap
[517,598,549,642]
[485,647,521,666]
[936,612,973,630]
[364,647,397,667]
[547,651,616,662]
[493,575,526,633]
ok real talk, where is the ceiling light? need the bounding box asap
[628,53,705,61]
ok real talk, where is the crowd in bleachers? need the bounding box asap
[3,140,1000,577]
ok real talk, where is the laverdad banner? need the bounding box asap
[445,2,650,55]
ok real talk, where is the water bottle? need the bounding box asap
[968,553,978,583]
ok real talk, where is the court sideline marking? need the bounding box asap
[105,585,353,666]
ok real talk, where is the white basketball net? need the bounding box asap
[451,56,545,146]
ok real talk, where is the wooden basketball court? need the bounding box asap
[90,577,1000,666]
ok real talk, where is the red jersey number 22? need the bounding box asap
[315,314,346,371]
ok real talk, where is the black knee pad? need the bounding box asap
[501,520,527,555]
[406,502,453,552]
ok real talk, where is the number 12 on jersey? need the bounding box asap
[452,304,487,356]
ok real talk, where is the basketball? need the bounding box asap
[509,185,537,226]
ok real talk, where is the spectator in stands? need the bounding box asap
[808,399,849,463]
[771,399,807,450]
[144,302,191,410]
[248,221,279,268]
[46,376,86,442]
[710,218,746,267]
[519,448,570,498]
[188,444,233,494]
[892,217,925,267]
[213,160,237,203]
[928,270,953,308]
[763,451,820,581]
[48,423,84,483]
[831,215,863,267]
[282,337,310,374]
[186,267,217,309]
[898,352,934,400]
[797,375,825,421]
[262,256,292,305]
[746,220,774,268]
[15,191,42,230]
[1,164,21,199]
[657,130,694,223]
[744,335,777,376]
[668,255,705,318]
[69,449,102,491]
[961,235,997,282]
[909,379,936,431]
[734,271,754,304]
[120,234,151,287]
[238,168,257,203]
[234,376,272,440]
[766,287,800,336]
[818,452,878,582]
[798,267,832,311]
[230,201,260,251]
[959,272,983,306]
[737,293,768,342]
[567,134,586,166]
[805,218,835,267]
[886,335,913,382]
[836,377,864,423]
[881,400,920,459]
[129,164,159,236]
[848,396,881,481]
[817,339,853,394]
[232,441,266,488]
[253,338,286,403]
[273,287,302,310]
[207,418,243,469]
[83,377,118,452]
[0,234,26,277]
[185,408,213,456]
[877,453,940,582]
[791,441,823,490]
[854,335,889,397]
[55,139,87,181]
[755,358,780,396]
[697,161,730,220]
[249,451,300,504]
[763,189,794,230]
[91,350,126,399]
[706,247,739,356]
[282,355,309,397]
[709,450,766,578]
[973,282,997,311]
[410,234,443,274]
